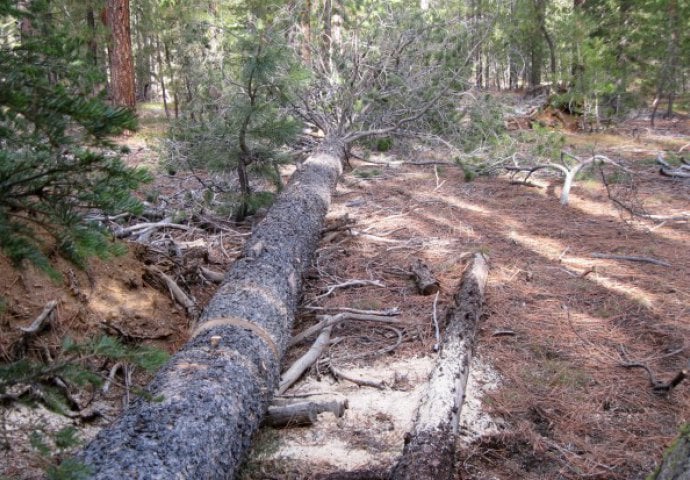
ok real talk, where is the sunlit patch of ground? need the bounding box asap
[246,117,688,479]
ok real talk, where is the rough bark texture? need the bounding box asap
[651,426,690,480]
[410,259,440,295]
[391,253,489,480]
[79,141,345,479]
[265,402,318,427]
[106,0,136,107]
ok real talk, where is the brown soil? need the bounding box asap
[1,103,688,480]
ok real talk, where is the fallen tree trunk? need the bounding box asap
[650,425,690,480]
[391,253,489,480]
[79,140,345,478]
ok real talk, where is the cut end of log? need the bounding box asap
[410,259,440,295]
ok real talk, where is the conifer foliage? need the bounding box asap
[166,6,305,221]
[0,0,150,278]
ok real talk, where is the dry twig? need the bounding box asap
[590,252,671,267]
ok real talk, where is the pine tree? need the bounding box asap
[0,0,150,278]
[166,10,305,221]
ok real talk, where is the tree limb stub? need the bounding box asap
[410,259,440,295]
[144,265,198,318]
[78,141,345,479]
[264,398,348,428]
[391,253,489,480]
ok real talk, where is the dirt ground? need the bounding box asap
[1,103,688,479]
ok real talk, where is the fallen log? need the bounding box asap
[265,401,318,427]
[391,253,489,480]
[650,425,690,480]
[78,140,345,478]
[410,259,440,295]
[264,398,348,428]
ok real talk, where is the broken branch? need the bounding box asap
[144,265,198,318]
[279,326,333,394]
[590,252,671,267]
[290,312,401,348]
[18,300,58,334]
[313,279,385,301]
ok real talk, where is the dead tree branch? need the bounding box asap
[506,153,627,205]
[279,325,333,395]
[18,300,58,334]
[290,313,401,347]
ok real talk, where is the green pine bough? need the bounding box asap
[0,0,150,279]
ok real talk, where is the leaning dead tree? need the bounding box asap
[79,141,345,477]
[392,253,489,480]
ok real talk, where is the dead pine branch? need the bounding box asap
[590,252,671,267]
[264,398,348,428]
[617,346,688,394]
[329,326,405,363]
[302,306,401,316]
[199,266,225,284]
[144,265,198,319]
[657,153,690,178]
[113,219,193,239]
[328,365,386,389]
[289,312,401,348]
[506,152,628,205]
[278,325,333,395]
[312,279,386,302]
[392,253,489,480]
[18,300,58,334]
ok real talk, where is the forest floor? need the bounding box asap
[1,98,688,480]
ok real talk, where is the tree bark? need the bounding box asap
[410,259,440,295]
[650,425,690,480]
[79,139,345,479]
[391,253,489,480]
[106,0,136,107]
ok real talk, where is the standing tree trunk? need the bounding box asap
[106,0,136,107]
[163,41,179,119]
[300,0,312,64]
[650,0,680,126]
[86,5,98,67]
[392,254,489,480]
[155,36,169,118]
[79,140,345,479]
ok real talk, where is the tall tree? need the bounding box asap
[106,0,135,107]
